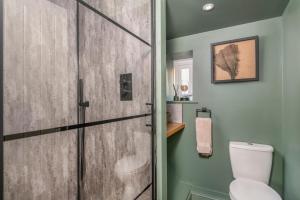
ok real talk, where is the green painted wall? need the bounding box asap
[156,0,168,199]
[282,0,300,199]
[166,18,284,199]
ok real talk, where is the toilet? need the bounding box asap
[115,131,151,199]
[229,141,282,200]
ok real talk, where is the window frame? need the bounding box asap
[173,58,193,97]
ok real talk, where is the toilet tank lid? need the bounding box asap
[230,141,274,152]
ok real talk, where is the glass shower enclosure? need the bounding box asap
[0,0,155,199]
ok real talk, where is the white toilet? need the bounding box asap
[115,131,151,199]
[229,141,282,200]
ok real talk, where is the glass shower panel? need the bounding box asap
[3,0,78,199]
[78,1,153,199]
[3,0,77,135]
[83,118,152,199]
[4,131,77,200]
[81,0,151,43]
[78,4,151,123]
[2,0,153,198]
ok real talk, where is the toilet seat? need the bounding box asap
[115,155,149,175]
[230,178,282,200]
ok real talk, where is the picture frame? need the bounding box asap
[211,36,259,84]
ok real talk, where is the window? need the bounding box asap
[173,58,193,98]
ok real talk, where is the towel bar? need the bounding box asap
[196,107,212,118]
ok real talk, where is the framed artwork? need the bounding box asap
[211,36,259,83]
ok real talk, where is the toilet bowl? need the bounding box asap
[229,142,282,200]
[115,131,151,199]
[230,178,281,200]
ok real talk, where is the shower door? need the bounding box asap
[78,1,153,199]
[2,0,78,199]
[1,0,154,199]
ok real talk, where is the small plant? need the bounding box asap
[173,84,180,101]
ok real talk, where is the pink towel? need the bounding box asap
[196,117,212,156]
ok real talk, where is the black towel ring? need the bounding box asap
[196,107,212,118]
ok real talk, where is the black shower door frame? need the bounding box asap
[0,0,156,199]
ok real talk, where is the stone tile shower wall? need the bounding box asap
[2,0,152,199]
[78,4,151,122]
[78,3,152,199]
[81,0,151,43]
[3,0,77,135]
[83,118,151,199]
[3,0,78,199]
[4,131,78,199]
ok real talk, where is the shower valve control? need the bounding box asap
[120,73,133,101]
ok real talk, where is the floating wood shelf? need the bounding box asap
[166,123,185,138]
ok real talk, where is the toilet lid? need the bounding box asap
[230,178,282,200]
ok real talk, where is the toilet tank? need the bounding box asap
[229,141,274,184]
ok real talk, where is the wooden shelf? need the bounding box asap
[166,123,185,138]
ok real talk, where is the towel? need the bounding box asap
[196,117,212,156]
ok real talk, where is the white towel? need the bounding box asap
[196,117,212,156]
